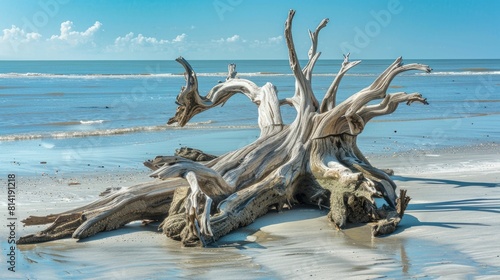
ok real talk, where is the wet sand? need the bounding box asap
[2,144,500,279]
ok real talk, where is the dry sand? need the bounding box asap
[2,144,500,279]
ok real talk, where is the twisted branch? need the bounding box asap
[303,18,329,83]
[168,57,283,132]
[358,92,429,123]
[312,57,431,138]
[319,53,361,113]
[284,10,318,112]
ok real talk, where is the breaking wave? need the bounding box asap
[0,72,181,79]
[417,71,500,76]
[3,69,498,81]
[80,120,105,125]
[0,120,258,141]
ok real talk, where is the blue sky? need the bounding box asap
[0,0,499,60]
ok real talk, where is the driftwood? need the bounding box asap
[144,147,217,171]
[19,10,430,247]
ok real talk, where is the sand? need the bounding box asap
[2,144,500,279]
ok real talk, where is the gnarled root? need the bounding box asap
[159,186,206,246]
[18,213,85,244]
[310,135,409,232]
[18,180,181,244]
[317,174,379,229]
[371,189,411,236]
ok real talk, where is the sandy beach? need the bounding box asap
[0,143,497,279]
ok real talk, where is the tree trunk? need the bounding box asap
[19,10,430,247]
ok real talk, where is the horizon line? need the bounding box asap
[1,58,499,62]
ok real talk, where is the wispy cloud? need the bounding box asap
[226,34,240,42]
[173,33,187,42]
[212,34,243,43]
[110,32,188,54]
[267,35,283,44]
[252,35,283,46]
[212,34,282,47]
[114,32,169,46]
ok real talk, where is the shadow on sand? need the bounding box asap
[393,175,499,188]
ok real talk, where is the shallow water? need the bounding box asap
[1,59,498,137]
[1,59,499,177]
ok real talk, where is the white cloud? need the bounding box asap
[0,26,42,57]
[114,32,169,46]
[1,21,102,56]
[109,32,188,55]
[226,34,240,42]
[252,35,283,46]
[0,19,281,59]
[1,25,42,42]
[212,34,280,46]
[49,21,102,46]
[212,34,242,43]
[114,32,134,45]
[267,35,283,44]
[0,21,104,59]
[173,33,187,42]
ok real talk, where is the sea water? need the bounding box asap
[1,59,499,175]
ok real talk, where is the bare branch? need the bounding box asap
[257,83,284,136]
[149,157,237,239]
[284,10,318,112]
[168,58,258,126]
[320,53,361,113]
[150,156,234,200]
[226,63,237,80]
[344,60,431,118]
[307,18,329,61]
[313,58,431,137]
[301,18,329,110]
[303,18,329,81]
[168,58,283,133]
[358,92,428,123]
[284,10,302,81]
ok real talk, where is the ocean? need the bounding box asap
[1,59,499,175]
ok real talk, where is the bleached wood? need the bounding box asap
[20,10,431,246]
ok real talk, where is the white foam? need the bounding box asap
[0,72,179,79]
[417,71,500,76]
[80,120,105,125]
[0,71,377,79]
[0,121,258,142]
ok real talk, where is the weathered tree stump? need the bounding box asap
[19,10,430,247]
